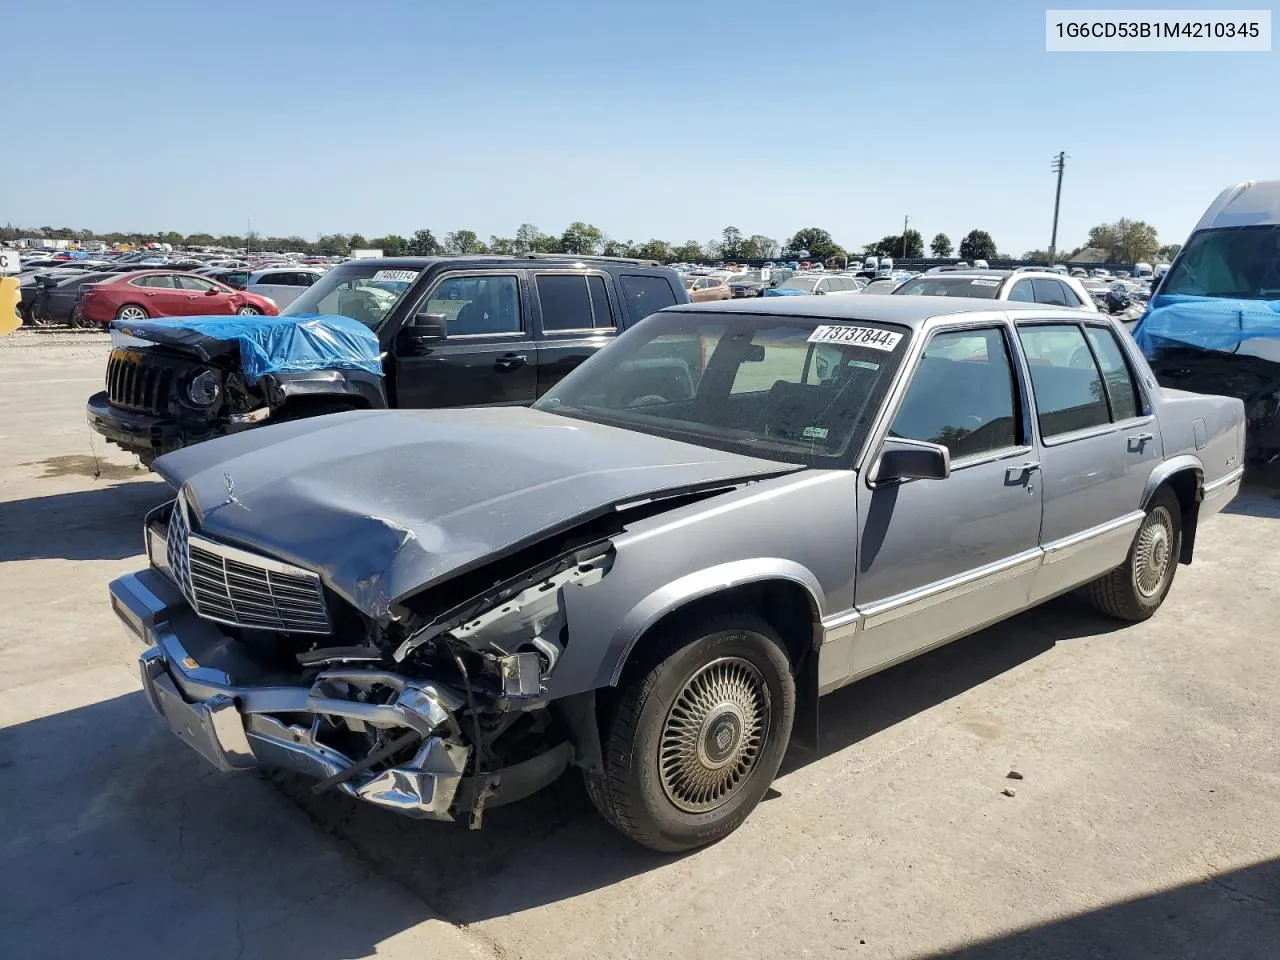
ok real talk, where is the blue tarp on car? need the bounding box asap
[1132,294,1280,357]
[108,314,383,384]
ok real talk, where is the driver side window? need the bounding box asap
[889,328,1020,460]
[420,276,522,336]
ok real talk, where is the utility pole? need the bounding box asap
[901,215,910,259]
[1049,152,1066,264]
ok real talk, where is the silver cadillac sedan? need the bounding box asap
[110,295,1245,852]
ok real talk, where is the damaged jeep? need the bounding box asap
[111,297,1243,851]
[86,255,687,465]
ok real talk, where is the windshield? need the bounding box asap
[282,262,422,327]
[862,279,899,294]
[533,310,910,467]
[780,277,819,292]
[893,276,1002,299]
[1160,225,1280,300]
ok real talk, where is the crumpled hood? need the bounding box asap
[109,313,382,384]
[1134,294,1280,360]
[154,406,797,621]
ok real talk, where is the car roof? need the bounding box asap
[326,254,667,271]
[666,293,1086,330]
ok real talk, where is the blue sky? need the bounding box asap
[3,0,1275,255]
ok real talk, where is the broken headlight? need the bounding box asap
[187,369,222,406]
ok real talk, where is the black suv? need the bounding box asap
[86,254,689,464]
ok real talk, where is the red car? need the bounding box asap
[76,270,279,326]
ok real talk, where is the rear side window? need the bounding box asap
[1085,326,1143,420]
[537,274,594,330]
[1007,280,1035,302]
[1031,278,1069,306]
[1017,325,1110,438]
[619,274,679,322]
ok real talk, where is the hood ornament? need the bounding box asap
[209,471,248,514]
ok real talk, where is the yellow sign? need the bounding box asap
[0,276,19,336]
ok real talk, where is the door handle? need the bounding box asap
[1004,461,1041,483]
[495,353,528,370]
[1128,433,1154,452]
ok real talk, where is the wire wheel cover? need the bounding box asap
[659,657,771,813]
[1134,506,1174,598]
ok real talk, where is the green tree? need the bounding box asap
[406,228,442,256]
[488,236,518,255]
[371,234,408,256]
[443,229,486,254]
[719,226,746,260]
[930,233,953,258]
[1157,243,1182,262]
[559,221,605,255]
[958,229,997,261]
[786,227,843,262]
[185,232,216,248]
[1021,249,1051,262]
[514,223,545,253]
[635,239,674,262]
[601,238,634,257]
[672,240,704,262]
[347,233,369,251]
[743,234,778,259]
[1086,218,1160,264]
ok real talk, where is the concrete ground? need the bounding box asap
[1,328,1278,960]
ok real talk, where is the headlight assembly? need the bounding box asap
[187,369,222,406]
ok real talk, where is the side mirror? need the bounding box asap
[871,437,951,483]
[205,286,219,295]
[408,312,447,340]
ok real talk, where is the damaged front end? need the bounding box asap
[112,497,614,825]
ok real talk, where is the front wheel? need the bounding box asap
[236,305,261,315]
[585,613,795,852]
[1082,488,1182,621]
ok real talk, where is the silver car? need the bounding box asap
[110,295,1244,852]
[243,267,326,309]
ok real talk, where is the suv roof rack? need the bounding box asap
[516,252,660,267]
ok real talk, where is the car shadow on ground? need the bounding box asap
[921,856,1280,959]
[0,477,169,562]
[1224,478,1280,520]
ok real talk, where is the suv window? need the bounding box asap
[619,274,678,322]
[424,275,522,335]
[537,274,594,330]
[1031,278,1070,306]
[1007,279,1035,302]
[889,328,1020,459]
[1017,324,1111,437]
[1085,325,1142,420]
[587,274,614,328]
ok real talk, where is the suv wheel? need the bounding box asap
[585,613,795,852]
[1083,488,1182,621]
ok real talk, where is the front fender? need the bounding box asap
[263,369,388,409]
[604,559,825,686]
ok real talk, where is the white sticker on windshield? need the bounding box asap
[802,426,829,440]
[373,269,418,282]
[970,278,1001,286]
[807,324,903,352]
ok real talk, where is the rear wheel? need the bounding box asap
[585,613,795,852]
[115,304,149,322]
[236,305,261,315]
[1082,488,1182,621]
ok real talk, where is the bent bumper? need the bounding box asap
[112,568,471,819]
[86,391,183,456]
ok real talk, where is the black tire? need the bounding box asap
[585,612,795,853]
[1082,488,1182,621]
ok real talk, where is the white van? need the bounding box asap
[1155,179,1280,302]
[972,259,988,270]
[862,256,879,272]
[1133,261,1154,280]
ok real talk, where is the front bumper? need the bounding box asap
[111,568,472,819]
[86,391,183,456]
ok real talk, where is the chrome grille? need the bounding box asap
[166,495,331,635]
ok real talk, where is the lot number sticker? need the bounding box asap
[970,278,1001,287]
[808,324,903,352]
[373,269,418,282]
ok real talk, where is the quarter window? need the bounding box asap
[1017,324,1111,437]
[587,275,614,328]
[1085,326,1143,421]
[620,274,679,320]
[423,275,521,335]
[889,328,1020,459]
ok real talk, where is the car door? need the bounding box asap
[532,271,617,395]
[1016,320,1161,601]
[173,274,232,314]
[848,322,1043,681]
[391,272,538,408]
[132,274,190,316]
